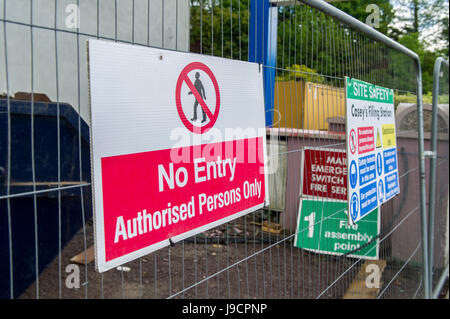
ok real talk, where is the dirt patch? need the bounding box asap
[18,213,423,299]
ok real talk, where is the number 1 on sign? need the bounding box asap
[305,212,316,238]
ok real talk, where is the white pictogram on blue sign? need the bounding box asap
[350,192,359,221]
[378,179,384,203]
[377,153,383,176]
[350,160,358,189]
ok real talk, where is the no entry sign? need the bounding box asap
[345,77,399,224]
[88,40,269,272]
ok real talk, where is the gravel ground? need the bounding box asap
[18,214,426,299]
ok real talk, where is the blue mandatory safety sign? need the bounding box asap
[349,160,358,189]
[359,181,378,218]
[359,154,376,186]
[385,171,399,201]
[383,148,397,174]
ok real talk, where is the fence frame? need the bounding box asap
[429,57,449,298]
[0,0,438,299]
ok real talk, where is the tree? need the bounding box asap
[395,32,440,93]
[390,0,449,48]
[275,4,393,86]
[389,0,449,93]
[190,0,250,59]
[437,15,449,56]
[189,0,447,93]
[332,0,395,36]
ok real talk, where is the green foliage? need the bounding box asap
[190,1,448,95]
[274,6,371,87]
[438,94,450,104]
[190,0,250,59]
[394,91,432,108]
[390,0,448,43]
[333,0,394,35]
[275,64,324,83]
[393,91,450,109]
[439,16,449,56]
[395,32,442,94]
[389,0,449,94]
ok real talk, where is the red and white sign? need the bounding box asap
[88,40,268,272]
[357,126,375,154]
[301,147,347,201]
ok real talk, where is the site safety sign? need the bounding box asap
[345,77,399,224]
[88,40,269,272]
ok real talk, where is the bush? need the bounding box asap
[394,91,433,108]
[275,64,325,83]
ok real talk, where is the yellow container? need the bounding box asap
[273,81,345,130]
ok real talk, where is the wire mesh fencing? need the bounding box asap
[0,0,446,299]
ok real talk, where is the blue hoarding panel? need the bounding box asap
[249,0,278,127]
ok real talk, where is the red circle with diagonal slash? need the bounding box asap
[349,129,357,154]
[175,62,220,134]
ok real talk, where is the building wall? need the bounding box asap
[0,0,190,122]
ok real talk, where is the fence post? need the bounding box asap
[414,57,430,299]
[428,57,449,297]
[249,0,278,127]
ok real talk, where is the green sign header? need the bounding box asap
[346,77,394,104]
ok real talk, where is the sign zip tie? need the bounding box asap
[169,238,175,247]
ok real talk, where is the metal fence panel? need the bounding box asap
[0,0,446,299]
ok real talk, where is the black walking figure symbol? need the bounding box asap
[189,72,207,123]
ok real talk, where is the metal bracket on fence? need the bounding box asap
[423,151,437,159]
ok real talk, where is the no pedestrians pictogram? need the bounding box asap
[175,62,220,134]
